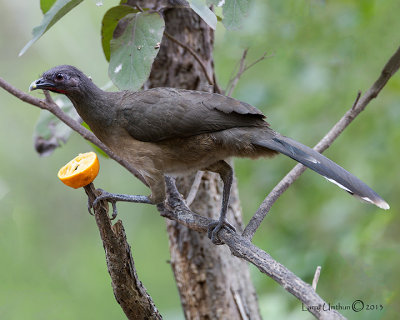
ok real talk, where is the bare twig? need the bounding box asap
[226,49,248,97]
[186,170,204,206]
[0,78,148,187]
[164,31,214,86]
[160,177,346,320]
[242,45,400,240]
[312,266,322,291]
[245,52,272,70]
[84,183,162,320]
[135,3,144,12]
[213,71,223,94]
[226,49,271,97]
[232,288,249,320]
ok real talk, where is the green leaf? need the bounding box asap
[101,5,138,61]
[19,0,84,56]
[223,0,249,30]
[188,0,217,30]
[108,12,165,91]
[34,96,79,156]
[40,0,57,14]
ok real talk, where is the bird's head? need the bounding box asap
[29,65,89,95]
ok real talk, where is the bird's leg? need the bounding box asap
[205,160,236,245]
[89,189,152,219]
[89,172,165,219]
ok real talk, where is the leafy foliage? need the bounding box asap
[187,0,217,30]
[108,12,165,91]
[190,0,249,30]
[222,0,249,29]
[40,0,57,14]
[19,0,84,56]
[101,5,138,61]
[22,0,250,92]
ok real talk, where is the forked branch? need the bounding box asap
[226,49,272,97]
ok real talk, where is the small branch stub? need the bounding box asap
[312,266,322,291]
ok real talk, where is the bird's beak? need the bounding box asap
[28,80,38,91]
[29,77,55,91]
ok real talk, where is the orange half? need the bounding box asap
[57,152,100,189]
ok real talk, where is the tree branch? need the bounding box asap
[242,45,400,240]
[0,78,148,187]
[159,177,345,320]
[226,49,272,97]
[84,183,162,320]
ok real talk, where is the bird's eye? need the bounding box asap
[55,73,64,81]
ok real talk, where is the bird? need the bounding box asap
[30,65,389,243]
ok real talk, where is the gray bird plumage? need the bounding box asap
[118,88,267,142]
[30,65,389,243]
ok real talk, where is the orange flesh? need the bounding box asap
[57,152,100,189]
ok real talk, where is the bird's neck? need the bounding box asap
[66,82,117,137]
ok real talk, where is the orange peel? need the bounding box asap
[57,152,100,188]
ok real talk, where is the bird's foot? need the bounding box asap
[88,189,152,220]
[207,219,236,245]
[88,189,119,219]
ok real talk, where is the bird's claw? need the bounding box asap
[88,189,119,220]
[207,220,236,245]
[87,197,95,216]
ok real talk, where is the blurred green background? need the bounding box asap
[0,0,399,319]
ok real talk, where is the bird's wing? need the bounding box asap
[118,87,268,142]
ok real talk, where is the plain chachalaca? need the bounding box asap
[30,65,389,243]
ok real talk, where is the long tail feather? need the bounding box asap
[254,134,389,210]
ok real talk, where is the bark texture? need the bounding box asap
[84,183,162,320]
[132,2,262,319]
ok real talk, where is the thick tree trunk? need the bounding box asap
[132,1,261,319]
